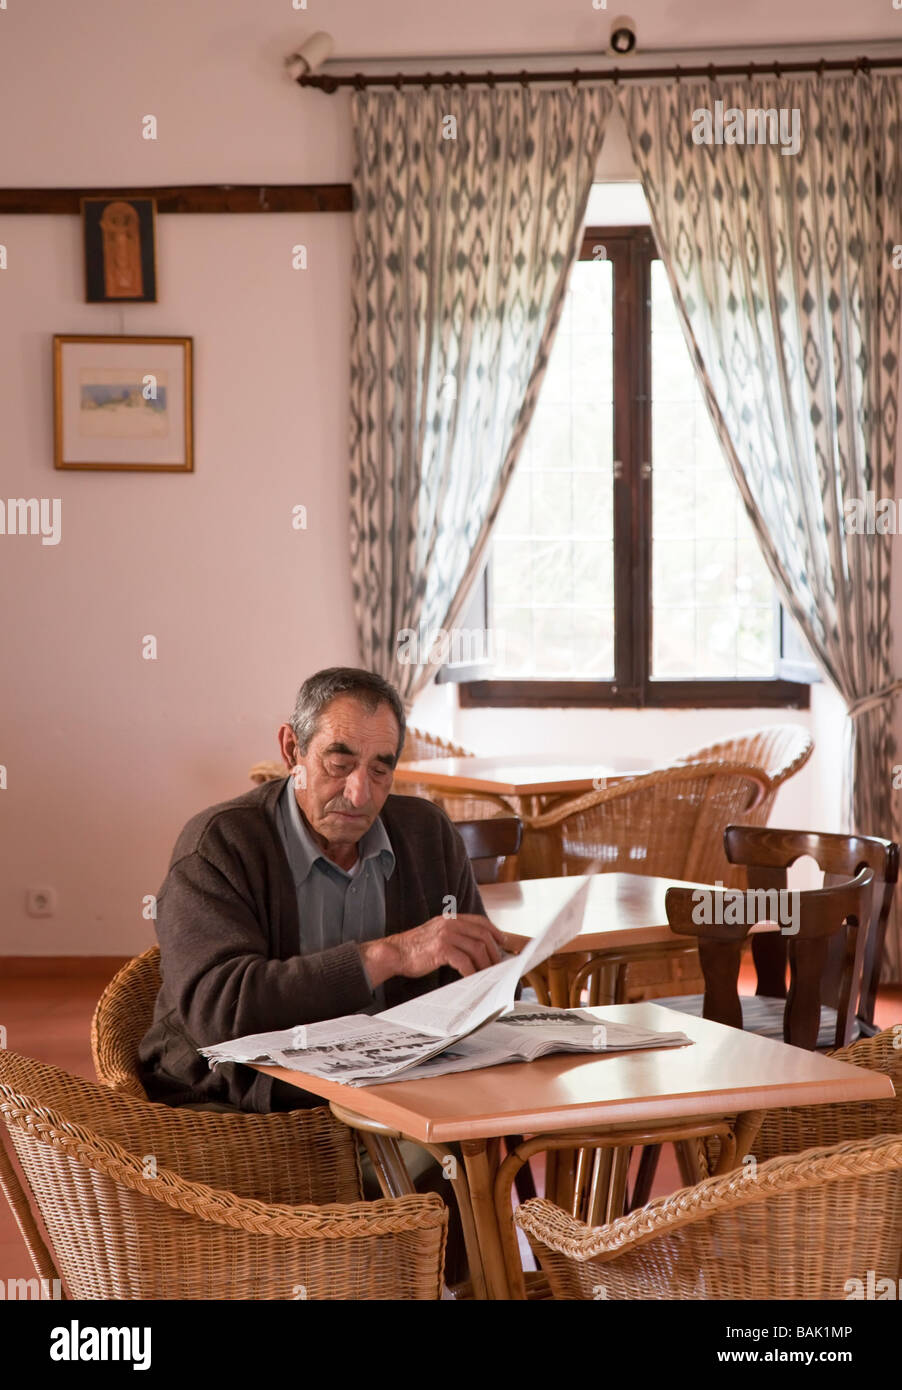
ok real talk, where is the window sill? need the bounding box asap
[456,678,811,710]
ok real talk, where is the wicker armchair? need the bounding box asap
[750,1027,902,1165]
[0,1050,446,1300]
[515,1131,902,1300]
[91,945,164,1098]
[398,726,513,822]
[522,763,769,1004]
[249,760,286,784]
[676,724,814,836]
[522,761,770,882]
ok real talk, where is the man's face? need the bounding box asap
[280,694,400,848]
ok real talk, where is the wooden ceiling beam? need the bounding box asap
[0,184,353,215]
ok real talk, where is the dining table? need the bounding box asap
[254,1003,895,1300]
[480,871,711,1007]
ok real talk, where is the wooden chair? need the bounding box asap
[631,828,885,1211]
[0,1050,446,1300]
[514,1131,902,1299]
[664,866,873,1053]
[660,826,897,1048]
[454,815,522,885]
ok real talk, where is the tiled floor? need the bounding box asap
[0,966,900,1289]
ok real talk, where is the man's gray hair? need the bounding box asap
[289,667,406,761]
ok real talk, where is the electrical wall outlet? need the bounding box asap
[26,887,57,917]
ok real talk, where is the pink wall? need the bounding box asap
[0,0,361,951]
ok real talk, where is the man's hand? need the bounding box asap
[359,914,511,988]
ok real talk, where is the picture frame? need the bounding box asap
[53,334,193,472]
[81,196,158,303]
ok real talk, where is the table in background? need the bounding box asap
[255,1003,894,1300]
[481,871,710,1007]
[393,755,653,876]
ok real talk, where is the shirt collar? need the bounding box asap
[279,778,395,885]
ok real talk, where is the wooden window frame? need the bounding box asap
[446,226,810,710]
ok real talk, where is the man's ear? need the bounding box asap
[277,723,300,769]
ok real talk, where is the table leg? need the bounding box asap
[359,1133,416,1197]
[460,1138,512,1300]
[721,1111,765,1175]
[332,1109,489,1299]
[545,955,571,1009]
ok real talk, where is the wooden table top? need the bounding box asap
[255,1001,894,1145]
[481,872,710,953]
[392,754,652,796]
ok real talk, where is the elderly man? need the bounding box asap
[138,666,506,1111]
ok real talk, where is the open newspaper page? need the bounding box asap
[355,1002,693,1086]
[201,876,593,1079]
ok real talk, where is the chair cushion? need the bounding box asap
[655,994,861,1050]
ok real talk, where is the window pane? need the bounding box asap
[488,258,615,679]
[650,259,776,679]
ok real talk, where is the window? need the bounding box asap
[447,183,810,709]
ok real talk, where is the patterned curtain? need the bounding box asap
[350,85,611,707]
[619,75,902,978]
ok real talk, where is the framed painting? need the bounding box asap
[81,196,158,303]
[53,335,193,472]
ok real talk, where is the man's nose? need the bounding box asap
[342,768,371,807]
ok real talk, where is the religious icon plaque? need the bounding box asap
[81,196,158,303]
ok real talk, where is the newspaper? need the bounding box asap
[200,874,692,1085]
[200,1001,691,1088]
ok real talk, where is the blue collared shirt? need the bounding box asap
[276,778,396,1011]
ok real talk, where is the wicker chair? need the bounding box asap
[676,725,814,844]
[522,762,770,1004]
[515,1131,902,1300]
[750,1027,902,1165]
[91,945,164,1098]
[398,726,513,822]
[0,1050,446,1300]
[249,760,287,784]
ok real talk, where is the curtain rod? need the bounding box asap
[296,53,902,94]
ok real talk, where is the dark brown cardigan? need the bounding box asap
[138,779,484,1111]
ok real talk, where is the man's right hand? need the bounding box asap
[359,914,510,988]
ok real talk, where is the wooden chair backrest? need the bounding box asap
[454,816,523,884]
[723,825,899,1028]
[666,862,874,1050]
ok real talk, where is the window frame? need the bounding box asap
[445,225,810,710]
